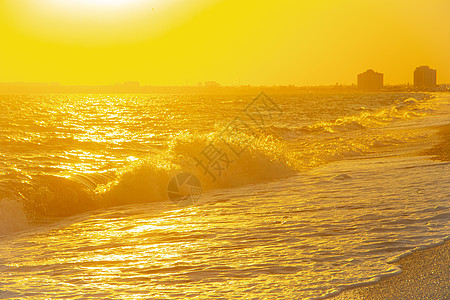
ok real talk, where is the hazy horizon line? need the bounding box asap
[1,82,449,87]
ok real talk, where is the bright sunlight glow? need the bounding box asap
[4,0,201,46]
[51,0,147,9]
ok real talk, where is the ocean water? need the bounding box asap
[0,92,449,299]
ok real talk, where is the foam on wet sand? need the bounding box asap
[332,240,450,299]
[333,123,450,299]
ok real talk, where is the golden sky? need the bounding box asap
[0,0,449,86]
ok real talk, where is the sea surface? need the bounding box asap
[0,92,449,299]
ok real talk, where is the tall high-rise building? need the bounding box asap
[357,69,384,90]
[414,66,436,89]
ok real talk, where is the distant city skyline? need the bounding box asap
[0,66,447,88]
[0,65,446,89]
[0,1,449,86]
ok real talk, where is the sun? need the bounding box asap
[4,0,215,46]
[84,0,130,4]
[49,0,147,10]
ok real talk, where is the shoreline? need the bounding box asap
[331,239,450,299]
[422,123,450,161]
[332,123,450,299]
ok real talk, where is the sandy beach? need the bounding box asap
[332,240,450,299]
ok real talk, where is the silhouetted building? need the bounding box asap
[414,66,436,89]
[357,69,383,90]
[205,81,220,87]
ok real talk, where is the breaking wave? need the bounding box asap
[0,94,440,235]
[270,96,435,137]
[0,131,297,233]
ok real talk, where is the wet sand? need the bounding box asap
[333,124,450,299]
[332,240,450,300]
[423,124,450,161]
